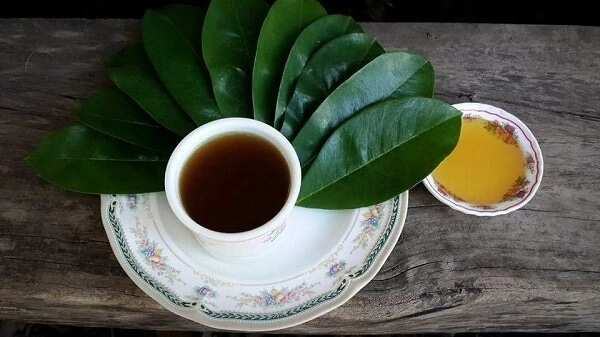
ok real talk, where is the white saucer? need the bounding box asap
[101,192,408,331]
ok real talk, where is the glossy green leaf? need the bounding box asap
[252,0,326,125]
[107,45,195,137]
[274,15,362,128]
[202,0,269,118]
[77,87,179,154]
[159,4,206,53]
[292,52,434,168]
[143,8,220,125]
[27,125,168,194]
[298,97,462,208]
[280,33,384,139]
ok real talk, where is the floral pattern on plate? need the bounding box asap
[231,283,316,308]
[101,191,407,330]
[262,223,286,243]
[327,261,347,277]
[352,204,385,252]
[130,212,182,284]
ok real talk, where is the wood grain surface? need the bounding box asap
[1,20,599,333]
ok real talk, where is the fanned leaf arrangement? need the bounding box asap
[143,6,220,125]
[280,32,384,139]
[77,88,178,154]
[298,97,462,208]
[27,125,168,194]
[252,0,326,124]
[28,0,461,209]
[202,0,269,118]
[107,44,196,136]
[274,14,363,129]
[292,51,435,168]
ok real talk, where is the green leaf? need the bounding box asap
[107,45,195,137]
[274,15,363,129]
[143,8,220,125]
[298,97,462,209]
[27,125,168,194]
[292,52,434,168]
[77,87,179,154]
[159,4,206,53]
[252,0,326,125]
[202,0,269,118]
[280,33,384,139]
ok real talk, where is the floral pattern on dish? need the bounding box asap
[436,182,465,203]
[526,154,536,173]
[231,283,316,308]
[327,261,347,277]
[483,119,518,146]
[502,176,529,201]
[423,103,544,216]
[435,114,535,206]
[464,114,520,146]
[102,193,405,328]
[126,194,138,210]
[195,286,217,299]
[189,286,217,308]
[192,271,235,288]
[130,218,182,284]
[463,113,478,121]
[352,204,385,252]
[263,224,286,243]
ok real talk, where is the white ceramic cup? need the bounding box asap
[165,118,301,259]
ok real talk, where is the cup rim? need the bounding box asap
[164,118,302,242]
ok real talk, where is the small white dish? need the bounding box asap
[164,118,301,259]
[101,191,408,331]
[423,102,543,216]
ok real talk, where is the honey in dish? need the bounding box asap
[180,133,290,233]
[432,118,526,205]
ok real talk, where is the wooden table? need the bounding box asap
[1,20,599,333]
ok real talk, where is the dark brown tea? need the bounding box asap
[180,133,290,233]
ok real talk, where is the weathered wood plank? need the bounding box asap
[1,19,599,333]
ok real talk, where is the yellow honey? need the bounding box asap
[432,118,526,205]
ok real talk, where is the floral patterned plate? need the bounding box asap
[423,102,543,216]
[100,191,408,331]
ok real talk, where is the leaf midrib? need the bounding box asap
[232,1,252,62]
[285,33,378,146]
[299,112,460,203]
[80,115,164,128]
[294,54,428,145]
[155,10,202,60]
[277,16,354,128]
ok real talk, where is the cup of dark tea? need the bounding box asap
[165,118,301,259]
